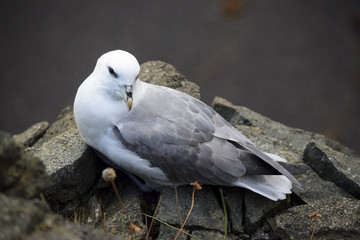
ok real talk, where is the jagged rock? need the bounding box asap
[212,96,355,157]
[0,193,53,240]
[13,121,49,147]
[85,174,146,239]
[139,61,201,99]
[156,185,225,239]
[269,197,360,240]
[0,132,125,240]
[293,170,354,203]
[0,193,125,240]
[304,142,360,199]
[244,191,290,234]
[190,230,238,240]
[221,187,245,234]
[250,222,278,240]
[26,127,102,214]
[0,132,51,199]
[34,106,76,147]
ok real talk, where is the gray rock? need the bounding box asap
[0,132,51,199]
[26,223,124,240]
[156,185,225,238]
[26,127,101,214]
[190,230,237,240]
[250,222,278,240]
[34,106,76,147]
[293,169,355,203]
[156,228,191,240]
[220,187,245,234]
[0,193,125,240]
[0,132,125,240]
[304,142,360,199]
[212,96,355,156]
[0,193,51,240]
[13,121,49,147]
[140,61,201,99]
[244,191,289,235]
[269,197,360,240]
[85,176,146,239]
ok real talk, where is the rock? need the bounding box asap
[0,193,125,240]
[189,230,234,240]
[269,197,360,240]
[304,142,360,199]
[34,106,76,147]
[221,187,245,234]
[250,222,278,240]
[0,131,125,240]
[293,170,354,204]
[244,191,290,234]
[85,174,146,239]
[212,96,355,156]
[26,127,102,214]
[0,132,51,199]
[0,193,52,240]
[13,121,49,147]
[156,185,225,238]
[140,61,201,99]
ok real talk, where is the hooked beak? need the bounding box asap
[119,85,133,111]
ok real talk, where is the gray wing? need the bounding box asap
[115,84,300,187]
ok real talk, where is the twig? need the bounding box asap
[309,212,321,240]
[102,212,107,234]
[121,213,125,236]
[146,195,162,240]
[174,181,201,240]
[174,186,185,240]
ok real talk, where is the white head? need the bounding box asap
[92,50,140,110]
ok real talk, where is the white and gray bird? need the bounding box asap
[74,50,308,201]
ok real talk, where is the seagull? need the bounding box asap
[74,50,308,201]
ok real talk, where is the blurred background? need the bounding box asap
[1,0,360,153]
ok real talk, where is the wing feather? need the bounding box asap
[114,84,300,187]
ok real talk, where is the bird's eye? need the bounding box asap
[108,67,118,78]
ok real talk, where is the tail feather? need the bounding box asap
[233,152,307,201]
[234,175,292,201]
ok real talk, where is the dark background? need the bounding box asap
[1,0,360,153]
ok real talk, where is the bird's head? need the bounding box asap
[93,50,140,111]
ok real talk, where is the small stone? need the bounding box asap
[13,121,49,147]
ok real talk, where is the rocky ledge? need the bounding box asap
[1,61,360,240]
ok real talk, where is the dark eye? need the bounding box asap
[108,67,118,78]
